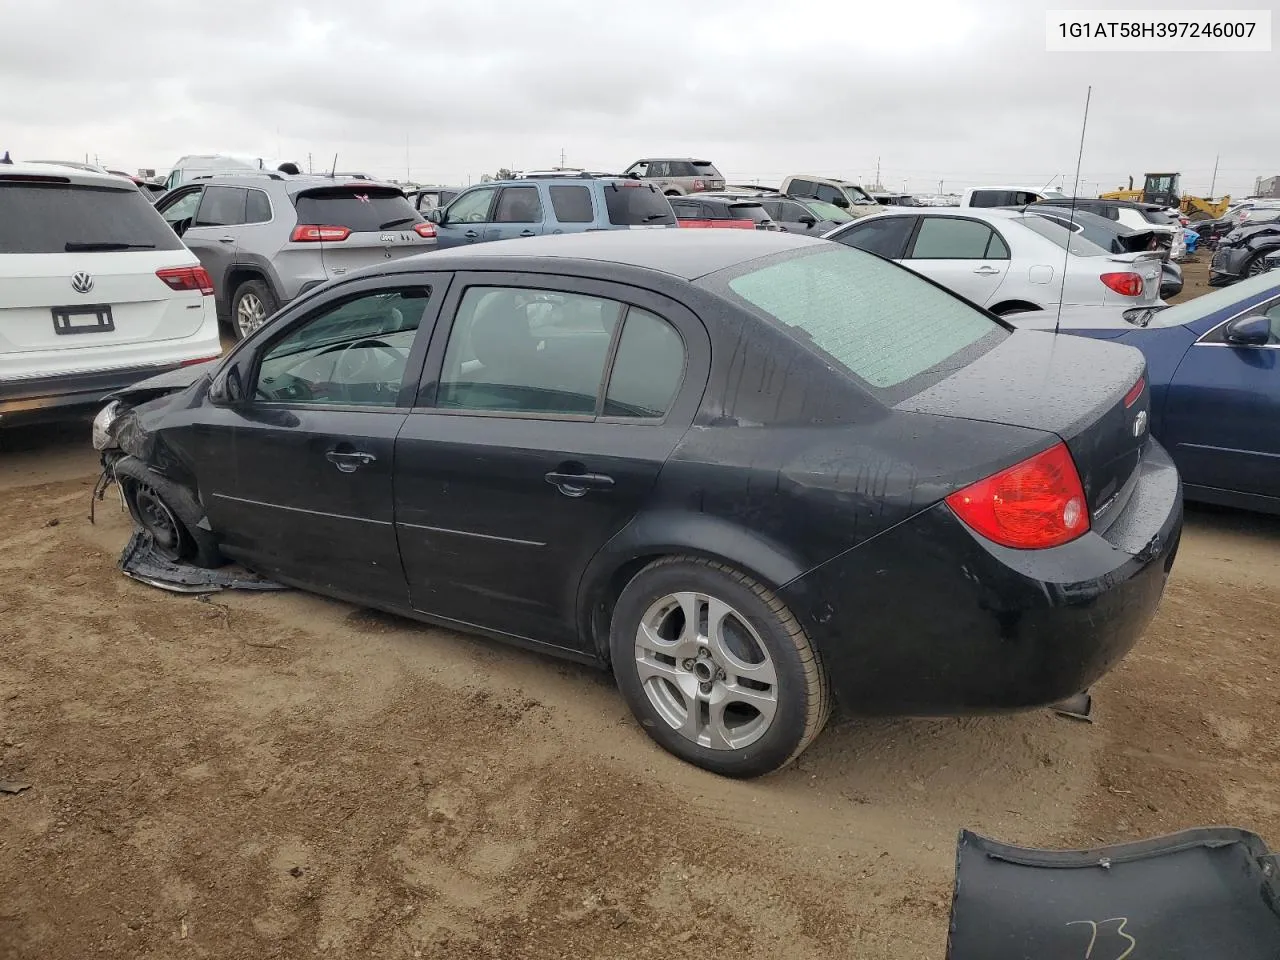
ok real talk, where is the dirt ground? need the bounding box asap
[3,258,1278,959]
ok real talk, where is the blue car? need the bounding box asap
[1060,271,1280,514]
[424,173,676,249]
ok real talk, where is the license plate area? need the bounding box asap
[52,304,115,335]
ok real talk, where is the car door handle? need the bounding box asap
[218,236,235,243]
[325,450,377,473]
[973,265,1001,275]
[519,229,536,237]
[544,470,614,497]
[464,230,480,239]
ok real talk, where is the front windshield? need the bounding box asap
[804,199,852,222]
[1144,270,1280,328]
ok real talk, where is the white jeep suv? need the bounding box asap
[0,162,221,426]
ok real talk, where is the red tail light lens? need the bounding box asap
[157,265,214,296]
[1100,272,1144,297]
[693,179,705,190]
[413,222,436,238]
[945,442,1089,549]
[1123,375,1146,408]
[290,224,351,242]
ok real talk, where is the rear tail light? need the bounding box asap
[290,224,351,242]
[414,222,436,238]
[1100,272,1144,297]
[945,442,1089,550]
[1123,375,1146,408]
[677,219,755,230]
[693,179,705,190]
[157,265,214,296]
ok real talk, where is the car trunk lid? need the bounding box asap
[0,251,207,354]
[290,184,435,280]
[897,330,1150,525]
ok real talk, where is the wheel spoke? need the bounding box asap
[673,591,702,644]
[634,649,684,686]
[704,698,733,750]
[723,683,778,724]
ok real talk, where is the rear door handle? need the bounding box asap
[973,265,1000,275]
[519,230,536,237]
[219,236,236,243]
[325,450,377,473]
[544,470,614,497]
[464,230,480,239]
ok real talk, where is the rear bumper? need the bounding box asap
[0,361,202,426]
[781,439,1183,715]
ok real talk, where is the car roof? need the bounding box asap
[187,172,403,195]
[786,174,858,186]
[635,157,713,163]
[383,229,824,281]
[0,161,136,188]
[674,194,765,206]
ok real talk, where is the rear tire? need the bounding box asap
[609,556,830,778]
[664,190,681,197]
[114,457,223,568]
[230,278,278,340]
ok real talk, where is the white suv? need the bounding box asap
[0,163,220,426]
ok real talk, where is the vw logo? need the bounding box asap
[1132,410,1148,438]
[71,272,94,294]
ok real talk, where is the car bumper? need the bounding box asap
[780,439,1183,715]
[0,360,208,426]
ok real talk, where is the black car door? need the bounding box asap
[393,272,709,652]
[179,272,449,608]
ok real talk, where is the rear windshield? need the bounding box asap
[692,161,723,178]
[603,183,675,226]
[720,247,1003,393]
[1014,216,1109,257]
[728,203,770,223]
[292,187,421,232]
[0,181,185,254]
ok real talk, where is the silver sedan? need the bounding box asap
[824,207,1164,316]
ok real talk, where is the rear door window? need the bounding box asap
[721,247,1002,393]
[293,187,420,232]
[788,179,817,197]
[833,216,916,259]
[908,218,1002,259]
[493,186,543,223]
[604,183,675,226]
[0,181,185,253]
[1014,216,1108,256]
[193,186,246,227]
[967,190,1010,208]
[604,309,686,418]
[549,185,593,223]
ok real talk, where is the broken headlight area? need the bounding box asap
[91,400,123,451]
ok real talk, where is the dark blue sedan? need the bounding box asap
[1058,271,1280,514]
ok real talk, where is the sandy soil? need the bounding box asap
[2,282,1277,957]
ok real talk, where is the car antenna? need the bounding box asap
[1055,85,1092,337]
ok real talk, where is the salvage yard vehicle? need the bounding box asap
[701,193,850,235]
[92,231,1182,777]
[1033,197,1186,260]
[1210,214,1280,285]
[155,173,436,340]
[407,186,462,213]
[780,175,882,218]
[0,162,220,427]
[826,208,1164,315]
[669,195,781,231]
[426,174,676,250]
[1048,270,1280,515]
[959,185,1065,207]
[622,158,725,196]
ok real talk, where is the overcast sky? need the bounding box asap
[1,0,1275,196]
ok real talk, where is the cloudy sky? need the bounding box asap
[1,0,1275,196]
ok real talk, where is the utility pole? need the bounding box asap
[938,179,943,196]
[307,152,312,175]
[875,156,881,190]
[1208,154,1219,197]
[559,147,566,169]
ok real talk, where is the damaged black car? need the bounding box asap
[92,230,1183,777]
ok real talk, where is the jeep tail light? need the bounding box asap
[693,179,705,190]
[414,222,437,238]
[157,265,214,296]
[290,224,351,242]
[945,442,1089,549]
[1100,272,1144,297]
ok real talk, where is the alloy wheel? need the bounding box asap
[236,292,267,335]
[132,484,184,561]
[634,591,779,750]
[1246,256,1271,277]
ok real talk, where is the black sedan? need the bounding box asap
[92,231,1182,778]
[1211,219,1280,285]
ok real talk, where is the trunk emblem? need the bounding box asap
[379,234,395,242]
[1132,410,1148,437]
[71,272,94,294]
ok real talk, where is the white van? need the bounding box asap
[162,155,275,192]
[0,163,221,425]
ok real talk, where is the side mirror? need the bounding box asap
[799,216,817,228]
[1223,314,1273,346]
[209,362,246,405]
[426,208,444,224]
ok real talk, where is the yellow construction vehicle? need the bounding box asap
[1100,173,1230,220]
